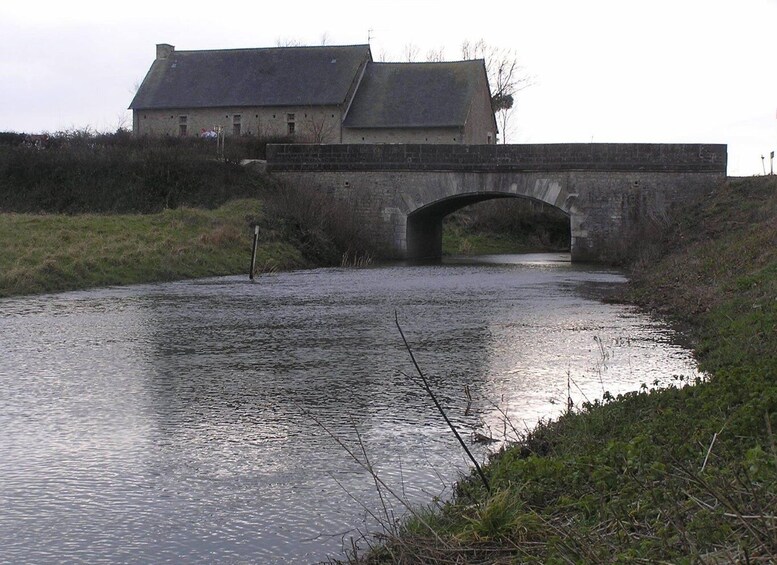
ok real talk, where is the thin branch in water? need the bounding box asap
[568,374,591,406]
[354,422,393,526]
[298,403,448,547]
[395,311,491,493]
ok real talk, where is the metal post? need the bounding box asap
[249,225,259,280]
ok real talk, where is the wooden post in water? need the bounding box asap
[249,225,259,280]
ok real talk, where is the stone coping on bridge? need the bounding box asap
[266,143,727,174]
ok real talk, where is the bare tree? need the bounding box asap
[425,46,446,62]
[462,39,532,143]
[403,43,420,62]
[115,112,131,133]
[320,32,329,46]
[300,110,338,143]
[275,37,302,47]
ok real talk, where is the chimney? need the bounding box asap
[156,43,175,60]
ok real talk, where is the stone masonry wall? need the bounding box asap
[267,143,727,173]
[134,106,342,142]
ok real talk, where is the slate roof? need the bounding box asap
[129,44,372,110]
[342,60,488,129]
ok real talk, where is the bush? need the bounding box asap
[0,130,277,213]
[259,178,380,265]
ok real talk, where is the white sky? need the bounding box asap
[1,0,775,175]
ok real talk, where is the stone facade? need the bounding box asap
[342,126,464,144]
[267,143,728,263]
[133,106,343,142]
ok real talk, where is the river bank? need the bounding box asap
[350,176,777,563]
[0,200,307,298]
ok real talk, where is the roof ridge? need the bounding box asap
[172,44,371,55]
[369,59,485,66]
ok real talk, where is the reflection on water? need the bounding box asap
[0,255,702,563]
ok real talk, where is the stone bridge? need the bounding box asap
[266,143,727,262]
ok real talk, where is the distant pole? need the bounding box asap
[762,155,766,175]
[771,151,774,175]
[215,126,225,160]
[249,225,259,280]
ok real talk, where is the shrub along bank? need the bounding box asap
[0,129,286,214]
[354,177,777,563]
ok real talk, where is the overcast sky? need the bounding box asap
[1,0,775,175]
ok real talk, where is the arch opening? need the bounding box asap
[407,193,571,260]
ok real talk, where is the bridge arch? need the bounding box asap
[406,190,572,259]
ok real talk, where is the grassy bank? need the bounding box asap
[0,200,305,298]
[354,177,777,563]
[442,223,559,255]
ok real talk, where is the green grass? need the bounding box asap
[442,223,553,255]
[442,225,537,255]
[0,199,304,297]
[353,177,777,564]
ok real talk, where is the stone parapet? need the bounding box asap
[267,143,727,174]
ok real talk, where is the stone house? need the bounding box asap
[129,44,497,144]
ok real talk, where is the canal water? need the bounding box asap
[0,254,702,564]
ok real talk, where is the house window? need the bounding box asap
[178,115,188,136]
[233,114,241,136]
[287,113,295,136]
